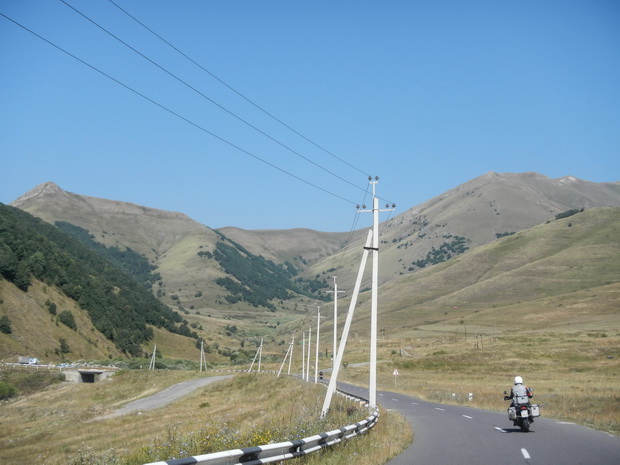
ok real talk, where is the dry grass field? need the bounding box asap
[0,370,410,465]
[334,328,620,435]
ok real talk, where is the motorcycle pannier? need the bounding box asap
[531,404,540,417]
[508,407,517,420]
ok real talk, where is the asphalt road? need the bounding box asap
[96,374,620,464]
[339,382,620,465]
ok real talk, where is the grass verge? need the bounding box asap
[0,370,411,465]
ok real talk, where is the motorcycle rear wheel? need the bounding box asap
[520,418,530,432]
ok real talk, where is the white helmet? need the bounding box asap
[514,376,523,385]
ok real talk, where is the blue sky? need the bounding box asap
[1,0,618,231]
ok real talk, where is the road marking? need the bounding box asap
[462,414,472,419]
[556,421,575,425]
[521,448,531,460]
[411,402,418,405]
[392,398,399,402]
[435,407,445,411]
[494,427,507,433]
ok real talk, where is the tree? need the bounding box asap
[47,302,57,315]
[59,338,70,354]
[58,310,77,330]
[0,315,12,334]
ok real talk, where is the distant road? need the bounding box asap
[338,382,620,464]
[96,375,231,420]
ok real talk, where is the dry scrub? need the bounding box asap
[338,329,620,435]
[0,371,410,465]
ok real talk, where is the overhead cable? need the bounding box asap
[106,0,371,179]
[60,0,369,197]
[0,12,359,207]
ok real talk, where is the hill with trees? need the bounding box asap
[0,203,196,358]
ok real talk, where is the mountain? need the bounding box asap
[10,182,328,314]
[327,206,620,339]
[10,174,620,305]
[5,173,619,363]
[0,203,198,360]
[303,172,620,290]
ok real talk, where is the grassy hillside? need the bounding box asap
[274,208,620,434]
[300,207,619,343]
[0,203,199,360]
[0,279,123,362]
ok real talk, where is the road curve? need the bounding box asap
[338,382,620,464]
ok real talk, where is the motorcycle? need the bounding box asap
[504,390,540,432]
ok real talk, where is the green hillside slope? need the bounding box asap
[297,207,620,343]
[0,203,196,358]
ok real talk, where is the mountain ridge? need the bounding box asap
[9,172,620,310]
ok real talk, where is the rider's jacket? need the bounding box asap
[510,384,533,405]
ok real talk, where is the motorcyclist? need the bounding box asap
[504,376,537,429]
[509,376,533,406]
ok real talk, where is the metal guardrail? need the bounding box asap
[144,388,379,465]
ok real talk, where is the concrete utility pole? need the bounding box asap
[326,277,345,368]
[277,337,294,377]
[149,344,156,370]
[199,340,207,371]
[288,335,294,374]
[248,338,263,373]
[359,177,395,408]
[314,306,325,383]
[301,332,305,380]
[306,327,312,382]
[321,230,373,417]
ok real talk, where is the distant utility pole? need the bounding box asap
[278,336,294,377]
[358,177,395,409]
[248,338,263,373]
[313,306,325,383]
[199,340,207,371]
[149,344,156,370]
[326,277,345,368]
[306,327,312,382]
[288,335,294,374]
[301,332,305,380]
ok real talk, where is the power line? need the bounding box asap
[0,12,359,207]
[60,0,369,197]
[106,0,371,180]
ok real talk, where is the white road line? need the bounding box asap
[462,414,472,419]
[392,398,399,401]
[521,448,531,460]
[556,421,575,425]
[411,402,418,405]
[435,407,445,411]
[494,427,507,433]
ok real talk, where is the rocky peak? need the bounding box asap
[10,182,67,207]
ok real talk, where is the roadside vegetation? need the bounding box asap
[0,370,410,465]
[336,328,620,435]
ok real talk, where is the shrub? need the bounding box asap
[0,315,12,334]
[0,381,19,400]
[58,310,77,330]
